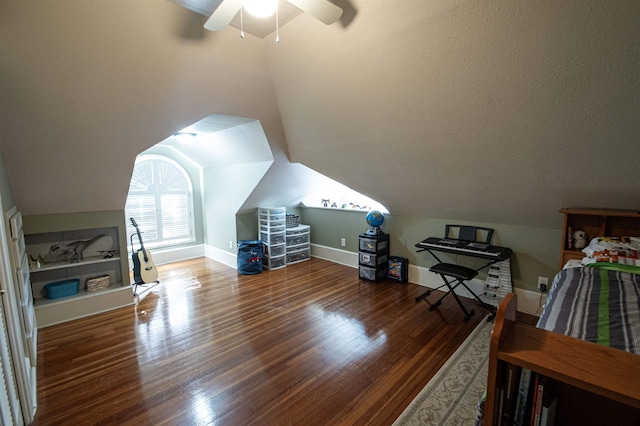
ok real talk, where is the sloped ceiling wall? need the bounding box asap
[0,0,288,215]
[0,0,638,229]
[267,0,640,227]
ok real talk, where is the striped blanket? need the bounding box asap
[536,266,640,355]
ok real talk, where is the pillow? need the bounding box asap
[581,236,640,266]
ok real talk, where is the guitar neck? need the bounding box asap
[131,218,148,255]
[136,230,146,252]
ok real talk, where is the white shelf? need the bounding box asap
[23,220,132,327]
[33,284,132,328]
[29,255,121,273]
[34,282,125,308]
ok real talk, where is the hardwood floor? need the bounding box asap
[32,257,487,425]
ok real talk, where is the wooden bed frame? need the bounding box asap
[485,208,640,424]
[485,293,640,425]
[558,208,640,269]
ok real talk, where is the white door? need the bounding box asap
[0,296,21,425]
[0,197,36,424]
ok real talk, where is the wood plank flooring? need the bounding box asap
[32,257,487,425]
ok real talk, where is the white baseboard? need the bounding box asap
[310,243,544,317]
[128,244,205,270]
[151,244,204,266]
[148,244,243,270]
[204,244,238,269]
[512,287,547,317]
[311,244,358,267]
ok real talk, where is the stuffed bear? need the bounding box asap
[573,230,588,249]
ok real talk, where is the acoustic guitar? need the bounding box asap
[130,217,158,284]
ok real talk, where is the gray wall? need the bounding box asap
[203,161,272,253]
[299,207,560,293]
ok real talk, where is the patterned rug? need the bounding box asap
[393,318,492,426]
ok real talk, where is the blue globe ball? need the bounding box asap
[366,210,384,228]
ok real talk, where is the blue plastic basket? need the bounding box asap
[237,240,263,275]
[44,279,80,299]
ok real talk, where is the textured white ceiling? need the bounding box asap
[158,116,274,168]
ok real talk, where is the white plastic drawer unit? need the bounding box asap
[285,225,309,236]
[258,207,285,216]
[263,254,286,270]
[286,248,310,264]
[258,207,285,221]
[264,243,286,257]
[286,233,309,247]
[260,221,286,232]
[260,231,286,245]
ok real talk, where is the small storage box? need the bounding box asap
[286,225,309,236]
[359,265,387,282]
[286,213,299,228]
[359,252,388,267]
[388,256,409,283]
[263,254,286,270]
[286,233,310,247]
[44,279,80,299]
[286,248,310,264]
[264,244,286,257]
[359,235,389,253]
[86,274,111,292]
[260,231,286,245]
[258,207,286,221]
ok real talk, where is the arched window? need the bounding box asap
[125,155,195,249]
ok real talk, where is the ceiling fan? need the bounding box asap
[203,0,343,31]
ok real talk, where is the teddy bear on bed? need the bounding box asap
[573,230,588,249]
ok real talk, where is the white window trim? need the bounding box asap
[126,154,196,252]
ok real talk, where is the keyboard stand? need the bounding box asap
[417,263,478,321]
[415,227,511,322]
[415,249,500,321]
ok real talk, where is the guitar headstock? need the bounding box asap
[130,217,138,228]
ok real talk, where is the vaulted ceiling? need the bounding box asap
[0,0,638,228]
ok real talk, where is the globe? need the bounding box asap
[366,210,385,228]
[365,210,385,235]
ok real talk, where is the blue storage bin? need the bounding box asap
[44,279,80,299]
[237,240,263,275]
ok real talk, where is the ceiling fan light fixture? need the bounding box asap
[243,0,278,18]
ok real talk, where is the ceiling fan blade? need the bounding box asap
[204,0,243,31]
[286,0,343,25]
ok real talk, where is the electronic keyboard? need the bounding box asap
[415,237,512,261]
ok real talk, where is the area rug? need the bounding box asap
[393,317,493,426]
